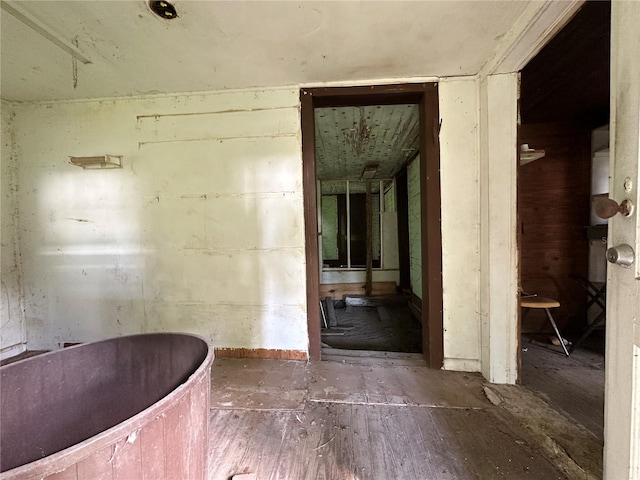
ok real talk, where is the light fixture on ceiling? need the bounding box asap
[361,163,379,180]
[70,155,123,170]
[344,107,372,156]
[519,143,545,166]
[149,1,178,20]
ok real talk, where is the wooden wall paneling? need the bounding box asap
[75,445,114,480]
[520,1,610,129]
[163,393,191,479]
[518,123,591,334]
[112,435,143,480]
[46,466,78,480]
[139,416,166,480]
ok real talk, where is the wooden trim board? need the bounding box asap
[320,282,398,300]
[214,348,308,361]
[300,83,444,368]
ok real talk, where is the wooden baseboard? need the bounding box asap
[214,348,308,361]
[320,281,398,300]
[408,291,422,323]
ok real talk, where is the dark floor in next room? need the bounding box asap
[320,295,422,353]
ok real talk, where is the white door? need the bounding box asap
[604,2,640,478]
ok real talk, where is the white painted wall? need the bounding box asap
[7,79,488,373]
[1,101,26,358]
[11,88,308,353]
[479,73,519,384]
[439,78,482,372]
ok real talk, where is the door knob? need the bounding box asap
[595,198,634,219]
[606,244,635,267]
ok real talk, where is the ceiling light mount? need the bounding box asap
[149,1,178,20]
[361,163,379,180]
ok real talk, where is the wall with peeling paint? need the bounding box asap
[8,80,485,371]
[479,74,520,384]
[1,101,26,358]
[439,78,482,372]
[11,87,308,353]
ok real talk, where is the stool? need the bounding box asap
[520,296,569,356]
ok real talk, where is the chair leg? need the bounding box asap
[545,308,569,356]
[320,300,328,329]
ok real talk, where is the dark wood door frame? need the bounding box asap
[300,83,444,367]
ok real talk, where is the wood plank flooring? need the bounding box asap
[321,297,422,353]
[210,403,566,480]
[521,338,605,442]
[208,358,569,480]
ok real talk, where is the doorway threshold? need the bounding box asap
[321,347,426,367]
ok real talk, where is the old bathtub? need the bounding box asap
[1,333,213,480]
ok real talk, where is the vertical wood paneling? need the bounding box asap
[187,378,209,480]
[140,416,166,480]
[519,123,590,333]
[113,435,142,480]
[163,392,192,479]
[76,444,113,480]
[45,466,78,480]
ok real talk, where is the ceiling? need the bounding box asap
[520,0,610,128]
[315,104,419,183]
[0,0,534,103]
[2,1,583,187]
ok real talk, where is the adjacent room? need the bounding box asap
[517,0,610,444]
[315,103,424,356]
[2,1,639,479]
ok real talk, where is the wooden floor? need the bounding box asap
[208,358,569,480]
[321,296,422,353]
[521,336,605,442]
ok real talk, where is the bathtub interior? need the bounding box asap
[0,334,209,472]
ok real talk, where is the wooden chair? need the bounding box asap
[520,295,570,356]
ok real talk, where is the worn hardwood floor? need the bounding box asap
[208,358,568,480]
[521,335,605,442]
[321,296,422,353]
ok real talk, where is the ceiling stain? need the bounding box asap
[315,104,419,181]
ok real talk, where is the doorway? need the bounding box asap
[517,0,610,445]
[300,84,443,367]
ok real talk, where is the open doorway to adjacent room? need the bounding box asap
[316,105,421,356]
[300,85,443,366]
[517,0,610,445]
